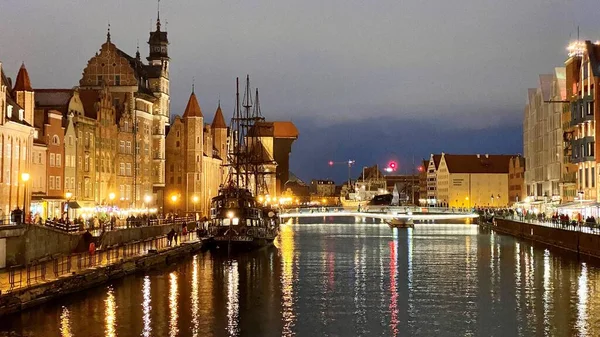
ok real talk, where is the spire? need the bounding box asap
[13,62,33,92]
[136,40,140,60]
[183,91,203,118]
[211,102,227,129]
[107,22,111,42]
[156,0,161,31]
[192,77,195,93]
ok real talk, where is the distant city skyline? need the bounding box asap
[1,0,597,182]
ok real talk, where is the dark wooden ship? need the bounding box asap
[204,76,280,251]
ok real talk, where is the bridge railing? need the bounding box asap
[279,206,474,215]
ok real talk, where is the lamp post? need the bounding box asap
[171,194,178,214]
[192,195,199,219]
[108,192,115,209]
[65,191,73,219]
[144,194,152,226]
[21,172,30,223]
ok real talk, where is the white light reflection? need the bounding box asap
[141,276,152,337]
[105,286,117,337]
[577,263,589,335]
[353,242,367,332]
[191,256,200,337]
[60,306,73,337]
[227,261,240,336]
[280,224,296,337]
[543,249,551,335]
[407,228,413,288]
[169,272,179,337]
[389,233,399,337]
[515,242,523,336]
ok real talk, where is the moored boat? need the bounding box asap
[386,218,414,229]
[205,76,280,252]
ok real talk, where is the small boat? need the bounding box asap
[386,218,414,229]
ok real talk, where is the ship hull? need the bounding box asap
[203,236,275,252]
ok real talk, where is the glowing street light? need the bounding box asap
[21,172,30,219]
[192,195,199,213]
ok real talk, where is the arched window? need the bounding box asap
[52,135,60,145]
[176,141,180,148]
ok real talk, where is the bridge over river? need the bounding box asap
[279,206,479,222]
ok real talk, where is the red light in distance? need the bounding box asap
[328,160,334,166]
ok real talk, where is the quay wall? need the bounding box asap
[0,241,203,317]
[493,219,600,258]
[3,222,197,268]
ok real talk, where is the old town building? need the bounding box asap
[165,91,227,215]
[508,155,525,205]
[79,21,170,210]
[426,154,442,204]
[431,153,513,208]
[0,63,35,218]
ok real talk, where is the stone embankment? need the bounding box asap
[489,218,600,258]
[0,240,203,317]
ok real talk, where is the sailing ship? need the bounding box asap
[204,76,280,251]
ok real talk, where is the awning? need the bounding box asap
[67,201,81,209]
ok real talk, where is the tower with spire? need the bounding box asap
[12,63,34,126]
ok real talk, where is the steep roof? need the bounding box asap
[13,63,33,92]
[78,89,100,119]
[539,74,554,102]
[211,104,227,129]
[443,154,512,174]
[183,92,203,118]
[34,89,73,108]
[509,155,525,169]
[586,41,600,78]
[430,154,442,169]
[247,121,299,138]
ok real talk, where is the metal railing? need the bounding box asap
[1,231,198,293]
[45,220,81,233]
[489,213,600,235]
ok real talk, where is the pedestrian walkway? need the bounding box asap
[0,232,200,294]
[494,215,600,235]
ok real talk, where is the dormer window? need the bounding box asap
[18,109,24,121]
[7,105,12,118]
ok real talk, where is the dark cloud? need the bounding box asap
[0,0,593,178]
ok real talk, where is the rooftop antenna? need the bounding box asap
[192,76,195,93]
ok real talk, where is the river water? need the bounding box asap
[1,221,600,337]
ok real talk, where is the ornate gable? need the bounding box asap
[80,42,138,87]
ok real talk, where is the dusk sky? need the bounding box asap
[1,0,598,182]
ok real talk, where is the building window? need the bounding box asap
[580,168,583,189]
[50,153,56,167]
[56,176,61,190]
[177,177,182,184]
[593,167,596,188]
[97,75,103,85]
[120,163,125,175]
[126,141,131,154]
[84,155,89,171]
[126,185,131,201]
[590,142,595,157]
[52,135,60,145]
[176,141,180,148]
[119,141,125,153]
[37,153,42,163]
[126,163,132,176]
[56,154,61,167]
[115,75,121,86]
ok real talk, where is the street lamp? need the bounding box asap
[65,192,73,219]
[108,192,115,208]
[144,194,152,226]
[171,194,178,213]
[192,195,199,212]
[21,173,30,222]
[465,196,470,209]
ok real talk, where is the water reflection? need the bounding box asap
[226,261,239,336]
[141,275,152,337]
[59,306,73,337]
[279,223,296,336]
[105,286,117,337]
[577,263,588,335]
[4,223,600,336]
[169,272,179,337]
[191,256,200,337]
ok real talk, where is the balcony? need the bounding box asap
[571,136,595,163]
[570,98,594,126]
[562,172,577,185]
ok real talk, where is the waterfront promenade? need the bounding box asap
[0,231,199,294]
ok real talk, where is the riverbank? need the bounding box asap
[484,218,600,259]
[0,239,204,317]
